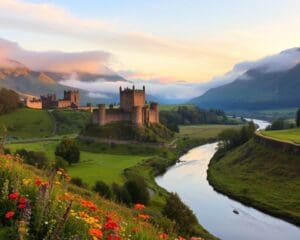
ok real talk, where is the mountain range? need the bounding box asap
[191,48,300,110]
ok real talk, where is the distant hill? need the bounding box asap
[0,63,126,104]
[191,49,300,111]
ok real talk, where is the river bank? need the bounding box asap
[156,119,300,240]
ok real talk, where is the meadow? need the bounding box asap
[261,128,300,144]
[0,108,54,139]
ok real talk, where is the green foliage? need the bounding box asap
[208,139,300,225]
[70,177,88,189]
[296,109,300,127]
[112,183,132,205]
[0,88,20,115]
[54,156,69,170]
[124,175,149,204]
[84,122,173,143]
[163,193,198,236]
[55,138,80,165]
[15,148,49,169]
[93,180,112,199]
[218,121,256,151]
[52,110,91,135]
[266,118,295,130]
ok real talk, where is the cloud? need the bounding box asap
[0,38,114,73]
[208,47,300,86]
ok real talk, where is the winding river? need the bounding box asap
[156,119,300,240]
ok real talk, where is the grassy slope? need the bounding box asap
[208,139,300,225]
[0,108,54,139]
[261,128,300,144]
[7,140,148,186]
[52,110,91,135]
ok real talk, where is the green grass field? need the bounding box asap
[7,140,148,186]
[0,108,54,139]
[208,139,300,225]
[178,124,242,139]
[261,128,300,144]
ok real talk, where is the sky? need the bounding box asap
[1,0,300,99]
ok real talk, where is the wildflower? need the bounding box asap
[18,203,26,209]
[19,197,28,204]
[133,203,145,210]
[22,178,31,186]
[8,192,19,200]
[138,214,150,220]
[5,211,15,218]
[35,177,42,186]
[106,234,121,240]
[103,220,119,231]
[56,170,62,175]
[159,233,169,239]
[89,228,103,239]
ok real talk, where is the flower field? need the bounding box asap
[0,153,205,240]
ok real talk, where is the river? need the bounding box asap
[155,119,300,240]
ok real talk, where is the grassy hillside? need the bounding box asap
[208,139,300,225]
[261,128,300,144]
[0,154,178,240]
[0,108,54,139]
[52,110,91,135]
[83,122,173,143]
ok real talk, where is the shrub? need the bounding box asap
[124,175,149,204]
[111,183,132,205]
[55,138,80,165]
[93,180,112,199]
[296,109,300,127]
[163,193,198,235]
[71,177,88,189]
[54,156,69,170]
[15,149,49,169]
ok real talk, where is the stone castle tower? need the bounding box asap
[64,90,80,107]
[93,86,159,126]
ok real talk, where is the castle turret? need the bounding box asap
[98,104,106,126]
[150,102,159,123]
[133,106,143,126]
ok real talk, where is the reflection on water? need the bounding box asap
[156,119,300,240]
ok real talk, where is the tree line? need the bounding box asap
[160,106,241,132]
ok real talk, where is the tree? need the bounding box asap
[55,138,80,165]
[296,109,300,127]
[124,175,149,204]
[112,183,132,205]
[93,180,111,199]
[163,193,198,235]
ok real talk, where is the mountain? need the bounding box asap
[191,49,300,110]
[0,61,127,104]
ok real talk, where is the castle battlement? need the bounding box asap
[92,86,159,126]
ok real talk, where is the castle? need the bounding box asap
[92,86,159,126]
[26,90,80,109]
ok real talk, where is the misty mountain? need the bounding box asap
[0,64,127,104]
[190,63,300,110]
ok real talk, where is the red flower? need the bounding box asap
[18,197,28,204]
[103,220,118,231]
[159,233,169,239]
[5,211,15,218]
[8,192,19,200]
[89,228,103,238]
[106,234,121,240]
[18,203,26,209]
[138,214,151,220]
[133,203,145,210]
[35,178,42,186]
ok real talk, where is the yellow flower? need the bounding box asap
[22,178,32,186]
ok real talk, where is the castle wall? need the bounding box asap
[26,99,42,109]
[149,109,158,123]
[106,109,131,123]
[57,100,72,108]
